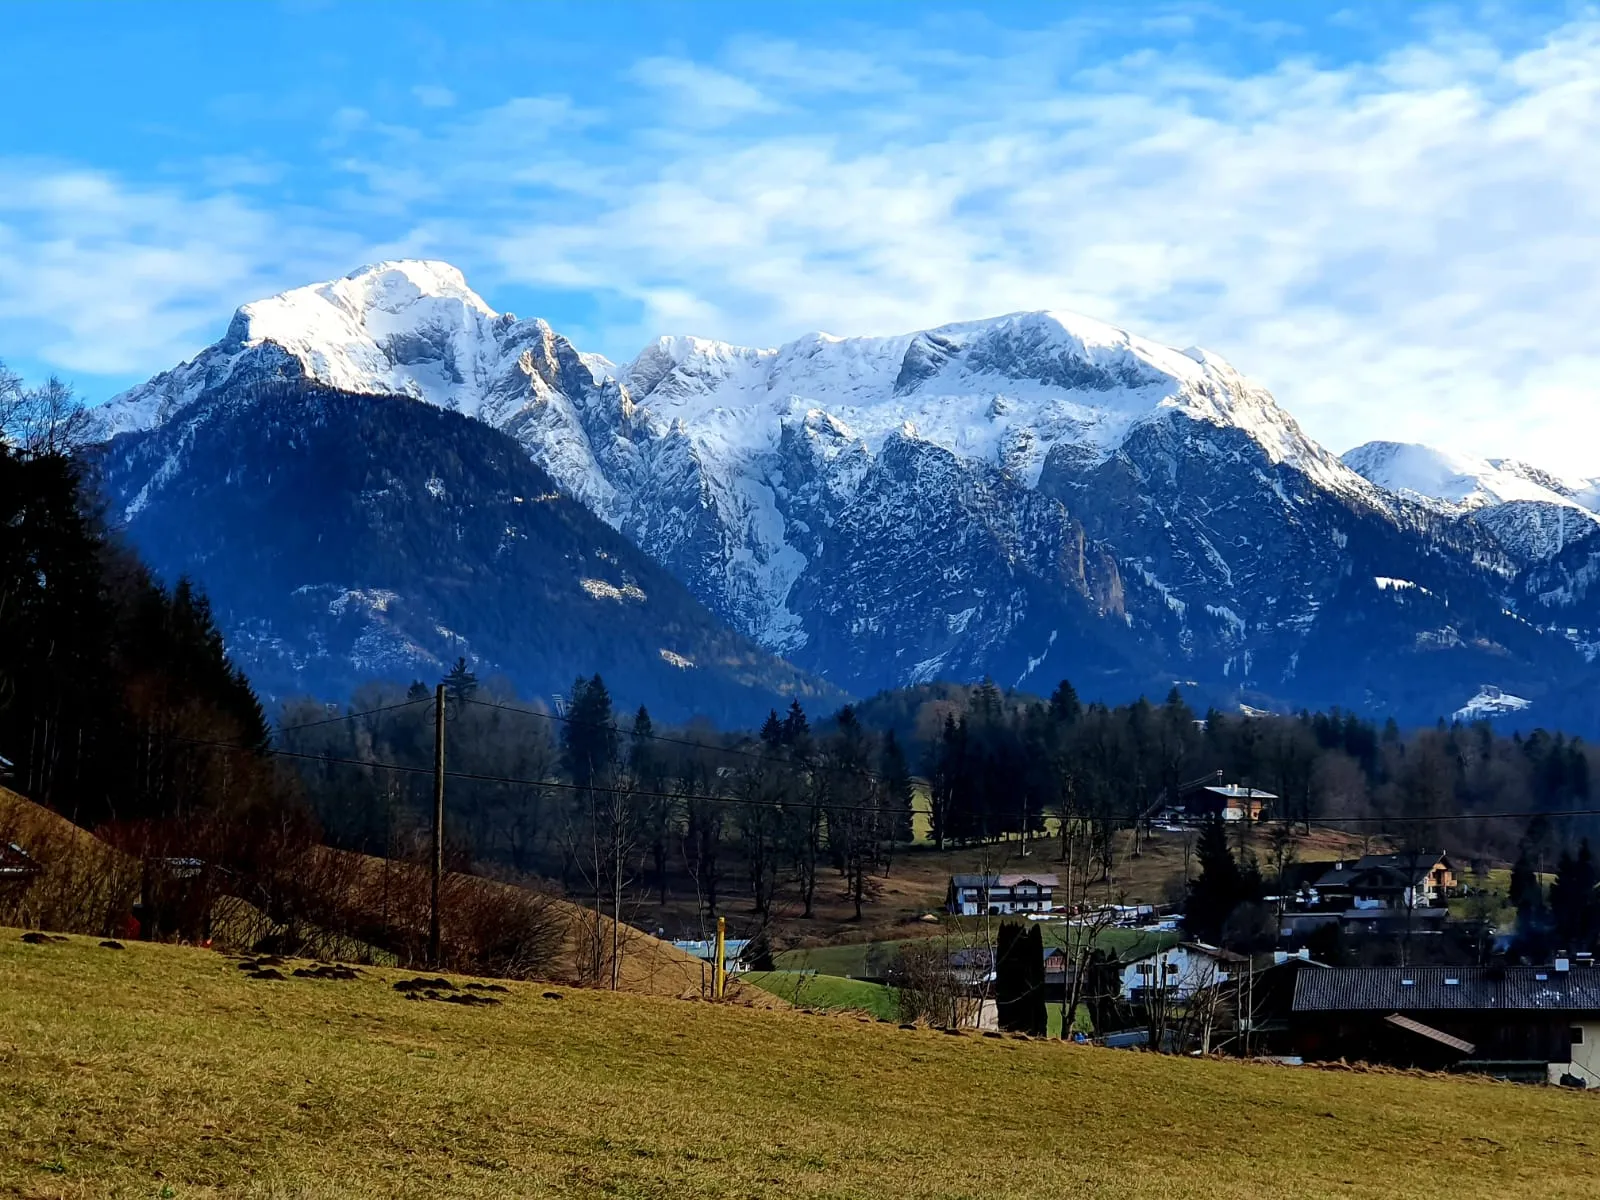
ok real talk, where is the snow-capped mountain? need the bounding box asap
[1343,441,1600,564]
[95,261,1600,728]
[95,378,836,722]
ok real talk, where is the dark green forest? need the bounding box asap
[0,364,277,837]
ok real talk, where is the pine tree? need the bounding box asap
[995,922,1025,1031]
[880,729,915,844]
[1509,847,1550,959]
[562,674,617,790]
[1049,679,1082,726]
[1551,839,1600,952]
[759,708,783,747]
[1023,924,1048,1036]
[781,699,809,747]
[442,656,478,705]
[1185,817,1245,944]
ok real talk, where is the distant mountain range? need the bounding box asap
[88,261,1600,731]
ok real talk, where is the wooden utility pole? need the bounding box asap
[713,915,727,1000]
[429,682,445,968]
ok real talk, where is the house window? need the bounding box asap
[1573,1027,1585,1046]
[1165,963,1179,975]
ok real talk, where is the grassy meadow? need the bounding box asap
[5,931,1600,1199]
[774,923,1177,978]
[742,969,900,1019]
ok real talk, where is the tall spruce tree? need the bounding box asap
[1023,924,1048,1036]
[995,922,1025,1031]
[1185,817,1246,945]
[1551,839,1600,953]
[880,729,915,844]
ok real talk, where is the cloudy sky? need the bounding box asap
[2,1,1597,472]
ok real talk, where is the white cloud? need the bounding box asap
[412,84,457,109]
[474,14,1600,475]
[5,9,1600,478]
[0,163,369,376]
[627,57,783,123]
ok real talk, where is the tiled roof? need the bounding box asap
[949,873,1060,889]
[1313,852,1448,891]
[1293,966,1600,1013]
[1202,785,1277,800]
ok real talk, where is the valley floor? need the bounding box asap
[3,931,1597,1199]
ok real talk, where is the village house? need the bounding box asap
[1216,949,1331,1056]
[1119,941,1246,1002]
[1166,779,1277,823]
[1311,852,1456,910]
[1291,963,1600,1085]
[945,873,1059,916]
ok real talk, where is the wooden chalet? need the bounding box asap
[1291,964,1600,1086]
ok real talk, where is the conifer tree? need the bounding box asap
[880,729,915,844]
[1185,817,1246,944]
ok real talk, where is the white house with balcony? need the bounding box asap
[945,873,1059,916]
[1120,941,1245,1002]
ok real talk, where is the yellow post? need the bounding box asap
[713,915,727,1000]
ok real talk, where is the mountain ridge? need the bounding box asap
[91,260,1600,730]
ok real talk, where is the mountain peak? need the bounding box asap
[98,260,511,436]
[1342,440,1586,509]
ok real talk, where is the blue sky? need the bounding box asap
[2,1,1597,471]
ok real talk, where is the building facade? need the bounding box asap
[946,873,1059,916]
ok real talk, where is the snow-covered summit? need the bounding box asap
[94,260,1600,725]
[95,260,617,439]
[96,260,1395,661]
[1342,440,1592,510]
[622,308,1364,495]
[1343,440,1600,562]
[98,260,1372,505]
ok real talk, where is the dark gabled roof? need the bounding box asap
[1293,966,1600,1013]
[1278,861,1341,891]
[1313,852,1448,891]
[950,874,995,889]
[949,873,1059,889]
[1201,785,1277,801]
[1125,941,1247,967]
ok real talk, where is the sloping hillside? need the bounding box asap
[0,787,140,936]
[2,933,1596,1199]
[0,788,758,1002]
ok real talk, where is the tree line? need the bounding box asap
[283,663,1600,943]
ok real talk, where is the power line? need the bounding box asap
[276,697,430,734]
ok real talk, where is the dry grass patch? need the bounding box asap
[3,930,1598,1199]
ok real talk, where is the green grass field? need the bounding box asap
[5,930,1600,1199]
[775,923,1176,978]
[742,970,900,1019]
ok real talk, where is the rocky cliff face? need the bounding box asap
[94,380,838,723]
[94,261,1600,728]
